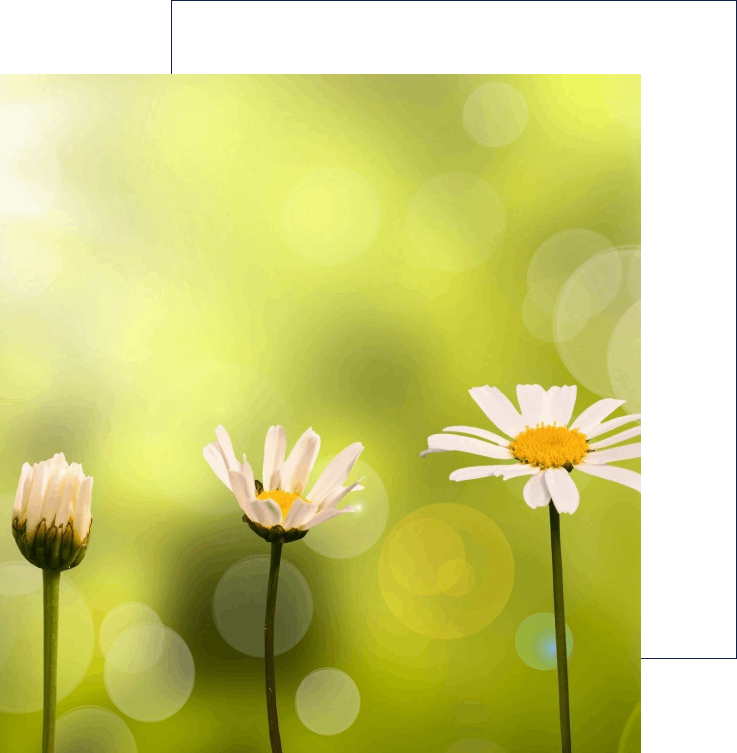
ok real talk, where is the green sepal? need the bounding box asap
[34,521,47,568]
[59,525,74,564]
[242,514,308,544]
[46,525,61,570]
[11,516,91,572]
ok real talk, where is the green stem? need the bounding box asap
[264,541,283,753]
[42,569,60,753]
[549,503,572,753]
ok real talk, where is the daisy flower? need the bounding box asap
[422,384,641,514]
[204,425,363,542]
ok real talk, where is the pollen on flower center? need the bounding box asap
[257,489,310,518]
[510,425,589,469]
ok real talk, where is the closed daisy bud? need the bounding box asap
[11,453,93,571]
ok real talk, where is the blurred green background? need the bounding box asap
[0,75,640,753]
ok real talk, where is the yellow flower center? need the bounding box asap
[257,490,310,519]
[510,425,589,469]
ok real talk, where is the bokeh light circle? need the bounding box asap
[554,246,640,400]
[104,625,194,722]
[379,503,514,639]
[99,602,162,658]
[295,668,360,735]
[304,458,389,559]
[55,706,137,753]
[446,739,506,753]
[617,701,641,753]
[142,360,292,511]
[601,75,641,129]
[462,82,528,147]
[515,613,573,671]
[0,563,94,713]
[282,168,382,265]
[608,300,641,414]
[406,173,505,271]
[213,556,313,657]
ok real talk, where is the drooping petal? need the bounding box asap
[545,468,580,514]
[426,434,513,459]
[75,476,93,540]
[282,498,317,530]
[469,386,525,438]
[585,414,641,439]
[203,443,232,489]
[13,463,32,518]
[574,463,641,492]
[307,442,364,506]
[281,428,321,495]
[228,468,259,519]
[523,471,550,509]
[215,425,240,473]
[516,384,545,426]
[302,505,356,531]
[443,426,510,446]
[449,464,538,482]
[317,479,364,513]
[262,425,287,492]
[550,385,577,427]
[570,398,626,435]
[588,426,642,450]
[584,442,641,465]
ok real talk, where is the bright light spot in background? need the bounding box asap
[446,739,507,753]
[406,172,506,271]
[0,563,94,713]
[601,75,641,129]
[515,613,573,671]
[379,503,514,639]
[555,246,640,404]
[0,101,62,217]
[282,168,382,265]
[608,300,641,414]
[104,625,194,722]
[55,706,138,753]
[295,668,360,735]
[99,602,163,658]
[213,556,313,658]
[304,458,389,559]
[462,82,529,147]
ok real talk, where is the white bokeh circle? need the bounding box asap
[213,555,313,657]
[99,602,162,658]
[55,706,138,753]
[295,668,360,735]
[462,83,528,147]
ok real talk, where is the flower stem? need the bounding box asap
[548,503,572,753]
[42,569,60,753]
[264,540,283,753]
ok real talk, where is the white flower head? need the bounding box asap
[11,453,94,570]
[204,425,364,542]
[421,384,641,514]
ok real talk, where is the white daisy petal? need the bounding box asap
[307,442,364,506]
[215,425,240,473]
[281,428,321,495]
[443,426,510,446]
[420,448,447,457]
[228,469,259,519]
[75,477,93,540]
[318,479,364,513]
[588,426,642,450]
[569,398,626,434]
[13,463,32,518]
[256,498,283,527]
[282,498,317,530]
[262,425,287,492]
[449,464,538,482]
[26,461,53,531]
[584,442,641,465]
[523,471,550,509]
[545,468,580,514]
[550,386,577,427]
[203,442,232,490]
[574,463,641,492]
[427,434,513,459]
[302,505,356,531]
[469,385,525,438]
[585,414,641,439]
[42,465,67,524]
[516,385,545,426]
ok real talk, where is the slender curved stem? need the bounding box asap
[549,503,572,753]
[264,541,283,753]
[42,569,60,753]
